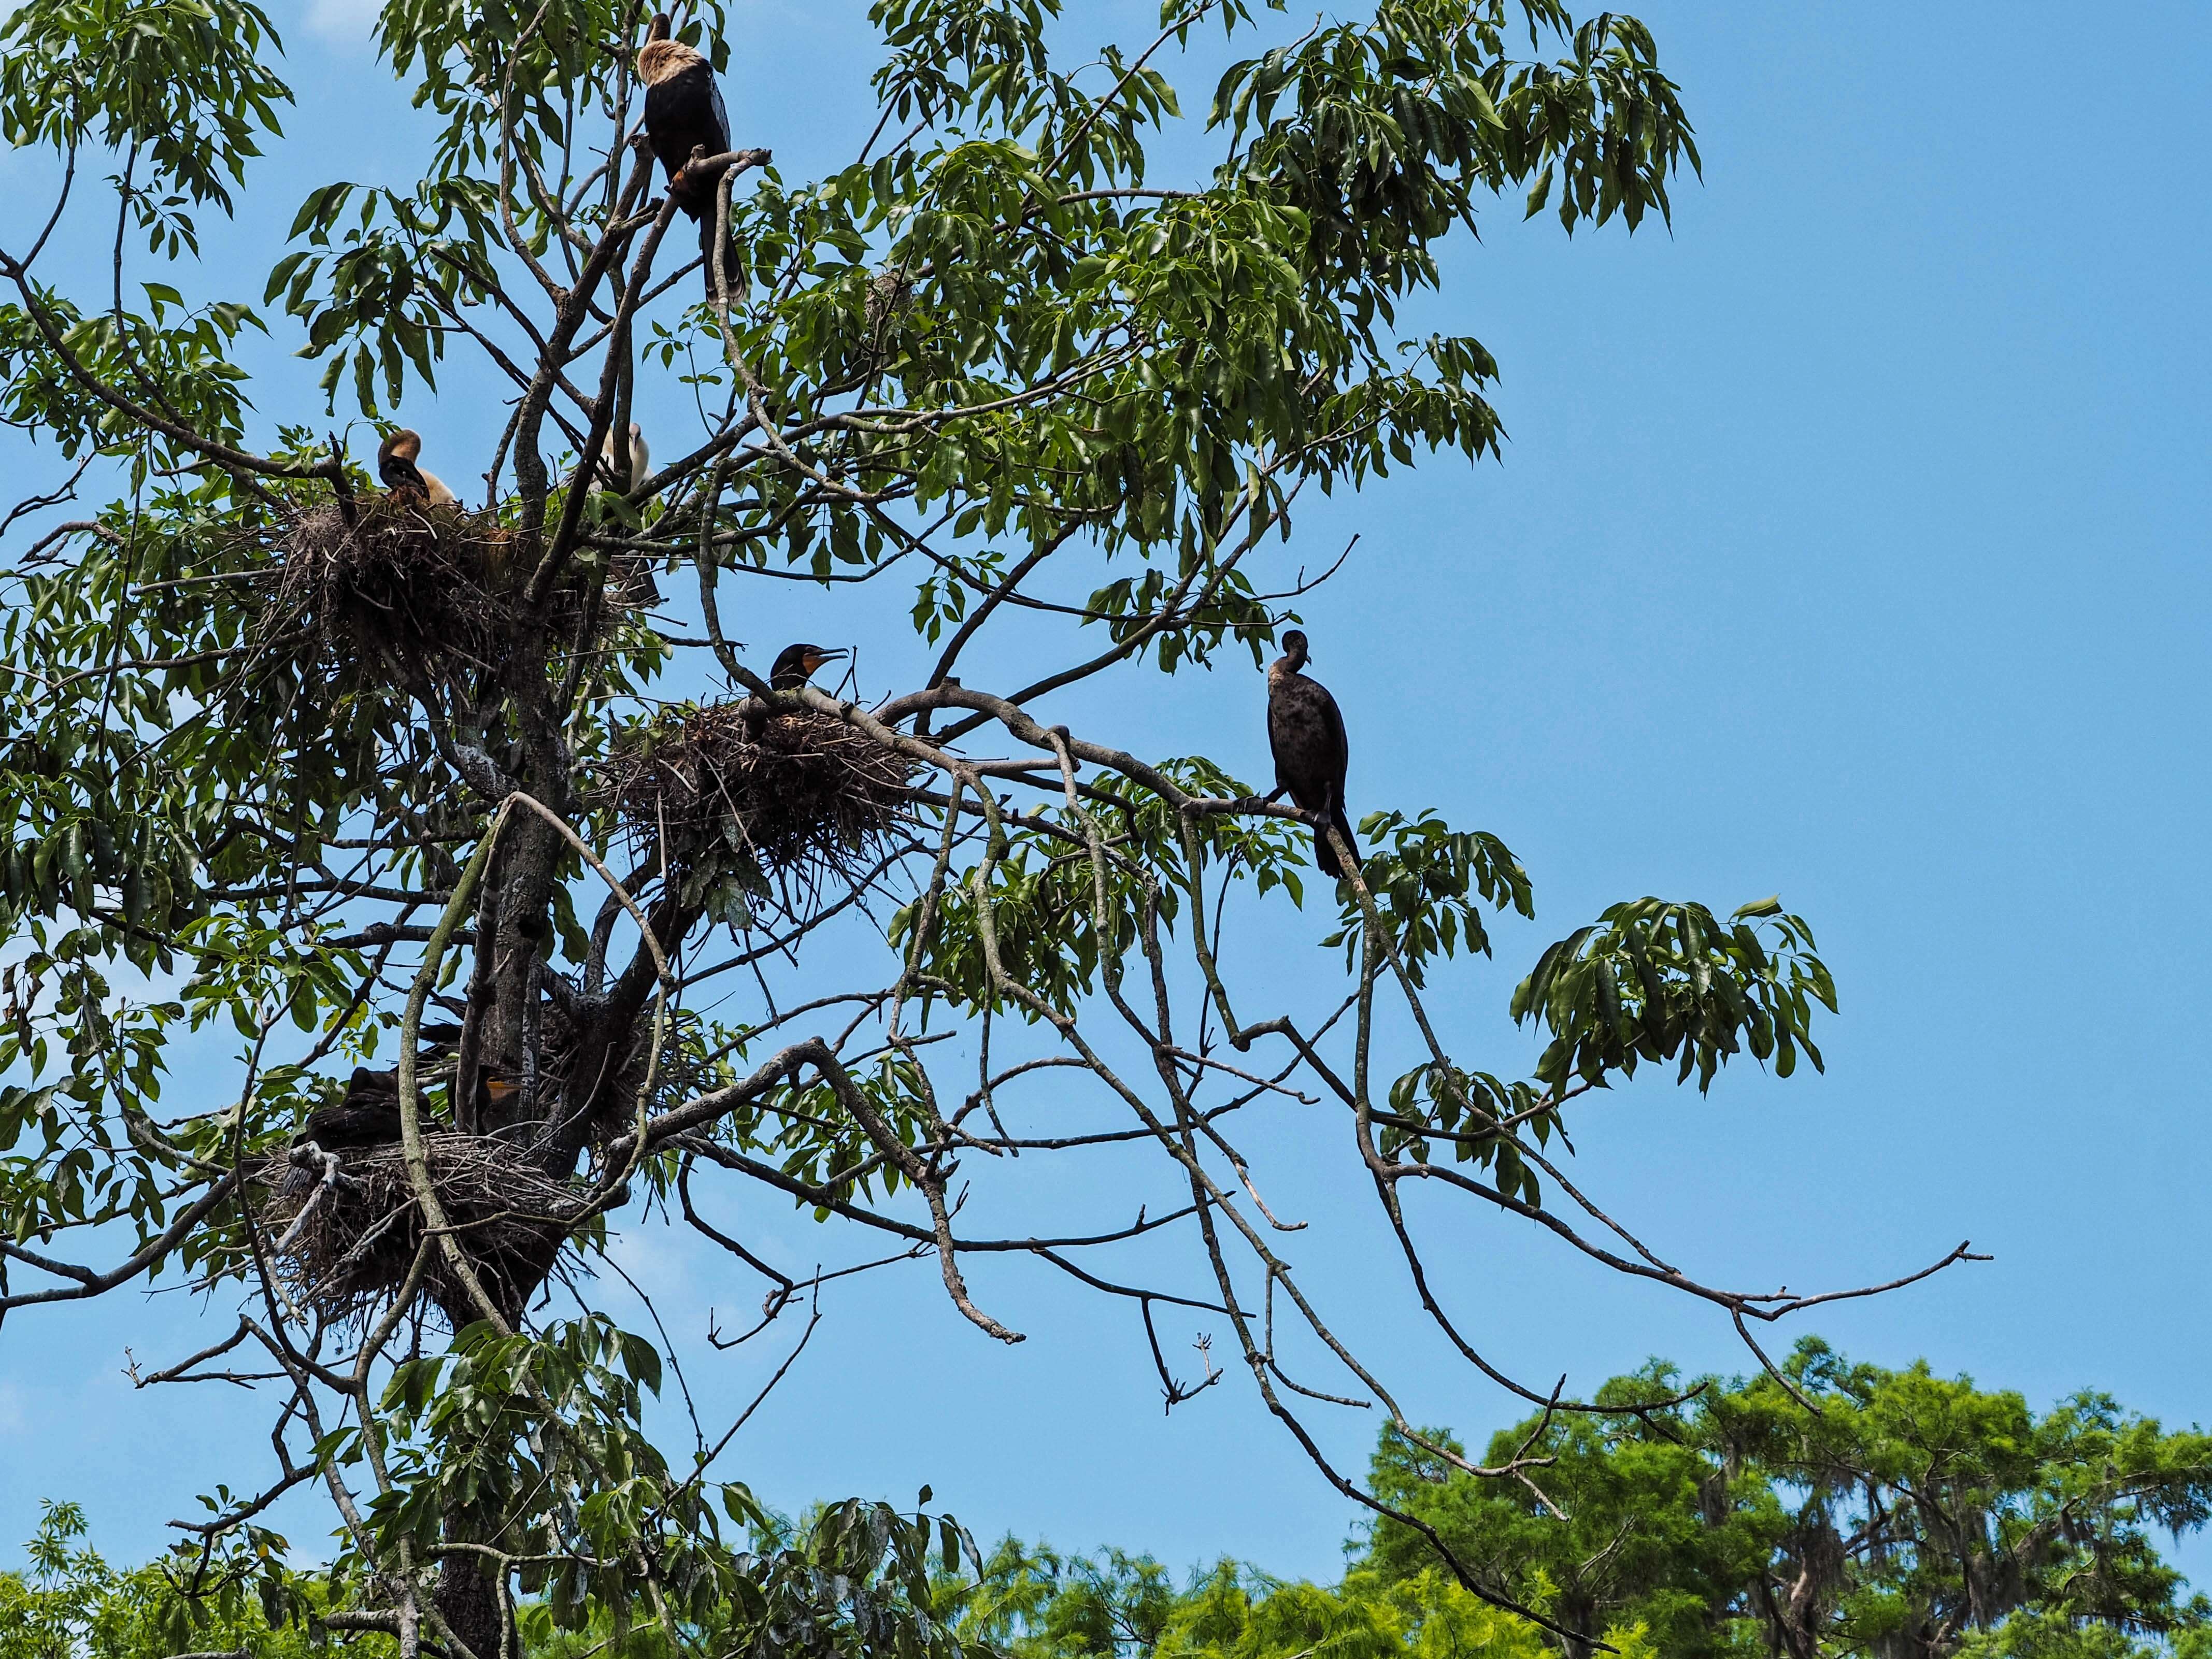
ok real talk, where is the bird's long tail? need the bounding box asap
[700,214,738,302]
[1316,804,1355,880]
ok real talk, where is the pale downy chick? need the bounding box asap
[377,429,459,506]
[598,421,651,490]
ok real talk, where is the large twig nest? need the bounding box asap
[607,701,917,900]
[278,495,523,674]
[275,496,657,683]
[258,1135,587,1326]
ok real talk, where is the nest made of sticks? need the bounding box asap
[276,495,657,681]
[279,494,524,675]
[607,701,917,897]
[259,1134,587,1326]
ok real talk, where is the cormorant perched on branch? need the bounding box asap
[377,430,458,506]
[1266,628,1355,880]
[636,13,737,299]
[770,642,846,690]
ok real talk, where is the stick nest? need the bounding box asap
[278,494,527,674]
[277,495,654,682]
[607,701,917,893]
[258,1135,587,1326]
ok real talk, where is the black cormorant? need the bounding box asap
[376,430,458,506]
[636,15,736,298]
[1265,629,1355,880]
[293,1064,515,1153]
[770,642,845,690]
[294,1067,405,1152]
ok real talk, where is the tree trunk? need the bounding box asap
[436,1545,505,1659]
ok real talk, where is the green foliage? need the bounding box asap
[0,282,263,459]
[721,1499,979,1659]
[363,1315,724,1631]
[1214,2,1696,309]
[737,1053,938,1215]
[0,2,1865,1653]
[267,178,504,416]
[1328,809,1535,984]
[1956,1614,2212,1659]
[1361,1341,2212,1659]
[4,1493,988,1659]
[339,1313,993,1651]
[890,757,1309,1022]
[1510,898,1834,1094]
[0,0,1744,1251]
[949,1540,1567,1659]
[0,0,289,219]
[21,1342,2200,1659]
[0,1500,316,1659]
[383,0,733,185]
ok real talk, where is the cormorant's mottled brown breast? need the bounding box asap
[1266,630,1355,879]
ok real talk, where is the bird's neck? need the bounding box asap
[637,39,704,84]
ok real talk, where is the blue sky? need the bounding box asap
[3,0,2209,1594]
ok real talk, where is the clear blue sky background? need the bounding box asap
[2,0,2208,1593]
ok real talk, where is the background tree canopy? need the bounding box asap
[11,1344,2208,1659]
[1362,1341,2212,1659]
[0,2,1994,1656]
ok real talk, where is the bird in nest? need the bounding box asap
[636,13,740,301]
[376,429,458,506]
[1266,628,1357,880]
[598,421,651,491]
[770,643,846,690]
[292,1064,519,1154]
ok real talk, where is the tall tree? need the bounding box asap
[0,2,1968,1654]
[1361,1341,2212,1659]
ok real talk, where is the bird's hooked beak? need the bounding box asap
[805,647,848,676]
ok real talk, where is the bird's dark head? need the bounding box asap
[1278,628,1310,669]
[378,428,422,467]
[770,642,846,689]
[647,11,672,41]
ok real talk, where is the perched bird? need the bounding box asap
[598,421,651,491]
[1265,628,1355,880]
[636,14,737,298]
[464,1068,523,1125]
[377,430,458,506]
[770,642,846,690]
[292,1064,515,1153]
[294,1067,405,1152]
